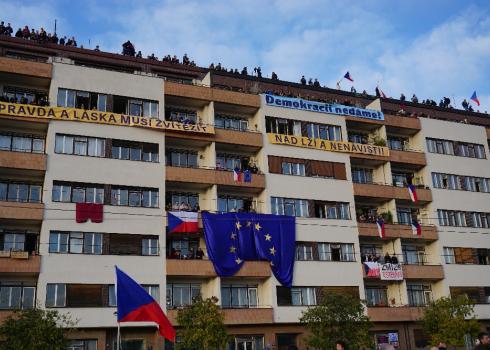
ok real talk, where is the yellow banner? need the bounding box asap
[0,102,214,134]
[268,133,390,157]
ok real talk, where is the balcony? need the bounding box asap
[215,128,263,148]
[367,306,424,322]
[166,259,270,278]
[166,166,265,191]
[0,56,52,79]
[164,81,261,109]
[353,183,432,202]
[0,150,46,171]
[357,222,438,241]
[0,254,40,274]
[389,149,426,166]
[403,264,444,280]
[0,201,44,221]
[384,114,421,130]
[167,307,273,325]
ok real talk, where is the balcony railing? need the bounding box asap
[0,253,40,274]
[367,306,424,322]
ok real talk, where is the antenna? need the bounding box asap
[54,19,57,35]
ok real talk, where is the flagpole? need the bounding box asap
[117,322,121,350]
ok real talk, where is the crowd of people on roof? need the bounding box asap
[1,19,486,115]
[0,21,78,47]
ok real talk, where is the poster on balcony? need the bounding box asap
[0,101,214,135]
[380,263,403,280]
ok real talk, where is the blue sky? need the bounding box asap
[2,0,490,111]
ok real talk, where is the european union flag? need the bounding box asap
[202,212,296,287]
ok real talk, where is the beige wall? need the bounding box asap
[49,61,165,119]
[37,120,166,328]
[420,117,490,317]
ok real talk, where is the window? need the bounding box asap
[271,197,309,217]
[52,183,104,204]
[49,231,102,255]
[166,192,199,212]
[228,335,264,350]
[57,88,108,112]
[438,209,490,228]
[314,201,351,220]
[166,150,198,168]
[291,287,316,306]
[432,172,490,193]
[0,182,42,203]
[296,244,313,261]
[306,123,342,141]
[397,207,418,225]
[4,233,25,251]
[215,115,249,131]
[166,108,197,123]
[66,339,98,350]
[348,133,368,144]
[218,196,255,213]
[0,284,35,310]
[407,284,432,306]
[443,247,455,264]
[168,239,199,258]
[265,117,301,136]
[426,138,486,159]
[402,245,425,265]
[216,154,248,171]
[46,283,66,307]
[318,243,355,262]
[142,238,159,256]
[365,287,388,306]
[221,284,258,308]
[387,136,408,150]
[351,168,373,184]
[166,283,200,308]
[111,187,158,208]
[0,133,44,153]
[111,140,158,162]
[281,162,305,176]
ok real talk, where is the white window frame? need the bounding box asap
[142,238,159,256]
[46,283,66,307]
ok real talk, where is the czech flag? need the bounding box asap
[411,221,422,236]
[377,86,387,98]
[364,261,380,277]
[116,266,175,342]
[376,218,386,238]
[233,168,242,182]
[408,184,418,202]
[471,91,480,106]
[344,71,354,82]
[168,211,199,233]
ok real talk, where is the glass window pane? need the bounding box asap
[0,135,11,151]
[97,94,107,112]
[32,138,44,153]
[29,185,42,203]
[22,287,35,309]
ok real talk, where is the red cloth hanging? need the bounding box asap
[76,203,104,223]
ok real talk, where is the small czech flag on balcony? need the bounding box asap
[233,168,243,182]
[116,266,175,342]
[408,184,418,202]
[168,211,199,233]
[411,220,422,236]
[344,71,354,82]
[471,91,480,106]
[376,218,386,238]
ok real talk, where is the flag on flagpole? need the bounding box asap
[377,85,387,98]
[376,218,386,238]
[344,71,354,82]
[168,211,199,233]
[411,220,422,236]
[470,91,480,106]
[116,266,175,342]
[408,184,418,203]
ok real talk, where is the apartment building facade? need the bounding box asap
[0,36,489,350]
